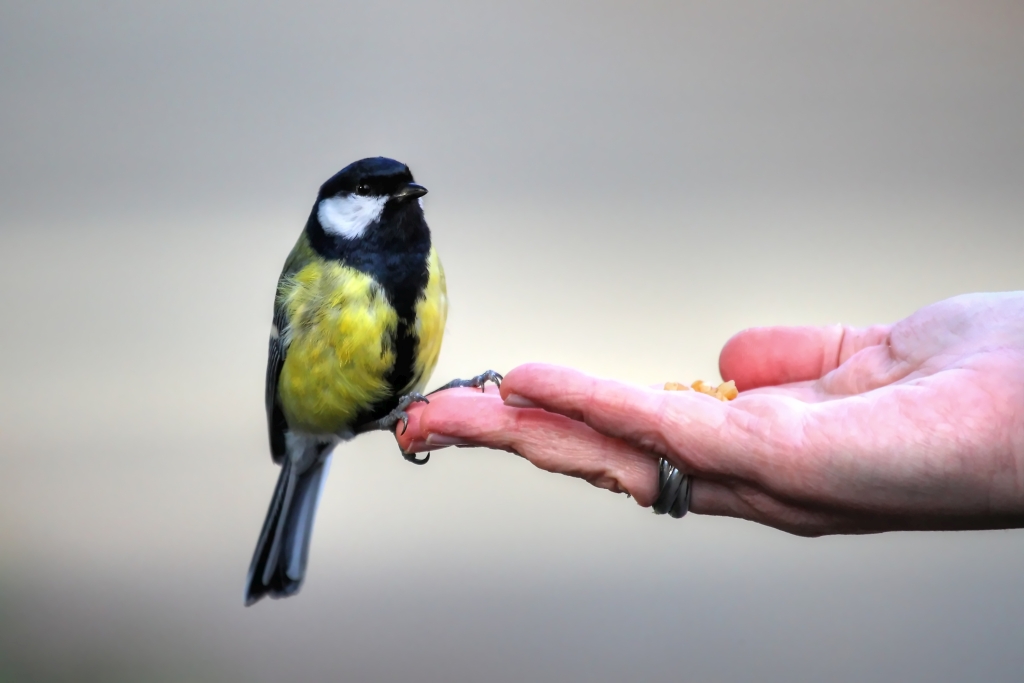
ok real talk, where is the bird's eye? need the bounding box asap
[355,183,371,196]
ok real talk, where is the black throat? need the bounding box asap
[304,200,432,419]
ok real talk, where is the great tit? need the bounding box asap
[245,157,499,606]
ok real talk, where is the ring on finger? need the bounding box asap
[653,458,691,519]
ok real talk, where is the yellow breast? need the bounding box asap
[408,246,448,394]
[276,247,448,437]
[277,261,398,435]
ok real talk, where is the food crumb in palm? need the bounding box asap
[664,379,738,401]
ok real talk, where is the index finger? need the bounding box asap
[498,363,792,481]
[395,385,661,504]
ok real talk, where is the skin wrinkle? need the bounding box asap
[676,391,805,495]
[851,325,893,363]
[495,397,656,502]
[1001,351,1024,501]
[925,368,1008,503]
[696,478,860,537]
[583,381,665,459]
[659,392,739,480]
[549,421,646,498]
[703,401,760,479]
[722,486,822,535]
[819,345,905,396]
[763,420,834,507]
[743,493,839,536]
[556,373,594,424]
[606,393,663,499]
[759,400,813,494]
[582,378,619,440]
[784,394,883,507]
[885,386,954,507]
[562,378,669,500]
[679,395,817,515]
[817,377,989,516]
[814,393,911,508]
[644,390,673,459]
[703,394,804,489]
[829,324,846,376]
[957,357,1024,509]
[616,384,665,455]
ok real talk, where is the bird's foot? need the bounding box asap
[428,370,503,395]
[360,392,429,436]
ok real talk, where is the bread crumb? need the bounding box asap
[664,379,738,401]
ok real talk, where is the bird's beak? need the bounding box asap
[392,183,428,201]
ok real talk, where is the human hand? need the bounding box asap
[397,293,1024,535]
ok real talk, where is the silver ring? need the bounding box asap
[653,458,691,518]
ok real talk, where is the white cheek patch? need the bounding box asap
[317,194,388,239]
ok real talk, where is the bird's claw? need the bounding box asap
[402,450,431,465]
[429,370,504,395]
[373,393,432,464]
[394,392,429,435]
[360,392,430,437]
[470,370,503,392]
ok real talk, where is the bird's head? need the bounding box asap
[314,157,427,241]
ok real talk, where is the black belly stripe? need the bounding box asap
[305,200,432,426]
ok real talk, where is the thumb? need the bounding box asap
[719,324,891,390]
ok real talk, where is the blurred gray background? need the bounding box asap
[1,1,1023,681]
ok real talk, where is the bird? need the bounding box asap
[245,157,500,606]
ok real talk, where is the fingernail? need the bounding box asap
[503,394,538,408]
[405,440,430,453]
[425,434,472,447]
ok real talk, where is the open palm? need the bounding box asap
[399,293,1024,535]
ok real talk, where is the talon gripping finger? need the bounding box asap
[402,451,431,465]
[428,370,504,395]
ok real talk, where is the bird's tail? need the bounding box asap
[245,446,331,606]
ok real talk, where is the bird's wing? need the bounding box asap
[266,304,289,463]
